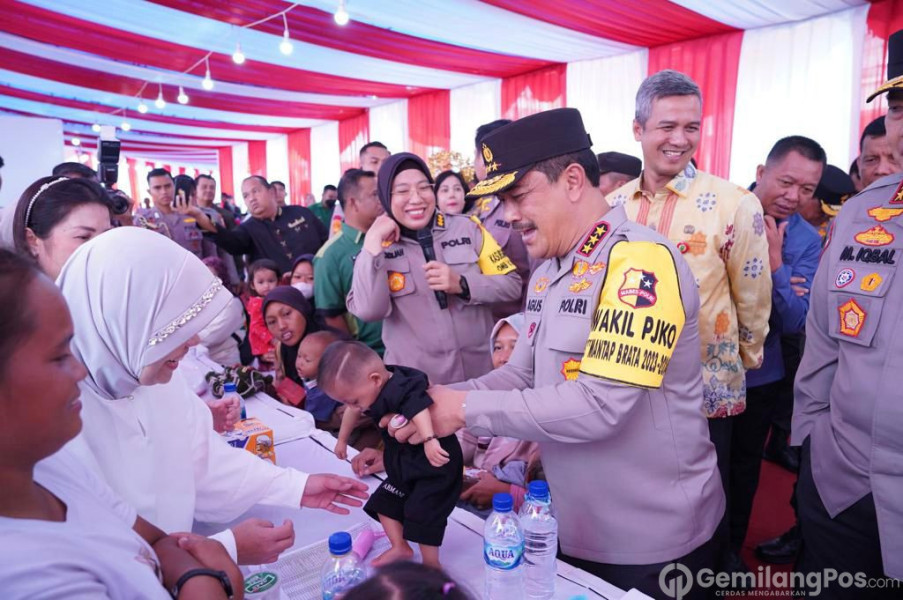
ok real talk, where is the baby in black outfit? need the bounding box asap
[318,340,463,568]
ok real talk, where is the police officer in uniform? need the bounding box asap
[471,119,536,320]
[134,168,216,261]
[792,29,903,598]
[348,153,522,385]
[405,109,723,598]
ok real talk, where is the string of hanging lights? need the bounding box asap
[92,2,351,134]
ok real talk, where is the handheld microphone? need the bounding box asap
[416,228,448,309]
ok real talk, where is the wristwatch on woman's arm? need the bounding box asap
[170,568,233,599]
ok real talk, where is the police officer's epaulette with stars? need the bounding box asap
[890,178,903,205]
[577,220,611,257]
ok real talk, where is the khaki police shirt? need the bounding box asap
[792,172,903,579]
[472,196,537,319]
[347,212,521,385]
[461,205,724,565]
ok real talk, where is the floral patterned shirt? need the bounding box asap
[608,163,772,418]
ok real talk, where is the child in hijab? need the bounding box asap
[458,314,541,516]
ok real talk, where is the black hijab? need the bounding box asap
[262,286,320,383]
[377,152,435,239]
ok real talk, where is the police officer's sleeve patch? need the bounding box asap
[470,216,516,275]
[580,241,685,388]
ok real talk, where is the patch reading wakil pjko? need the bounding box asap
[580,242,685,388]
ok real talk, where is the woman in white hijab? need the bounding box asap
[59,227,367,565]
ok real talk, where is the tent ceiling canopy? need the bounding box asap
[0,0,868,162]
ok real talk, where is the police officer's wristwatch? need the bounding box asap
[170,568,233,599]
[457,276,471,301]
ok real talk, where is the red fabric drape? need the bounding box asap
[339,113,370,173]
[162,164,172,173]
[177,166,186,175]
[1,2,417,99]
[408,90,450,162]
[648,31,743,179]
[217,147,234,196]
[153,0,550,79]
[288,129,312,205]
[248,141,267,178]
[482,0,737,48]
[861,0,903,136]
[127,158,138,200]
[501,64,566,120]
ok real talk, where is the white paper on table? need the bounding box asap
[249,521,390,600]
[246,394,315,445]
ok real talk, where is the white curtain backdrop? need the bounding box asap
[266,135,290,191]
[729,5,869,184]
[450,79,501,157]
[369,100,409,154]
[231,142,249,209]
[310,121,341,196]
[566,50,648,158]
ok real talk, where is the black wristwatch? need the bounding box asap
[171,568,233,599]
[457,275,471,301]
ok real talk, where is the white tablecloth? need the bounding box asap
[185,352,628,599]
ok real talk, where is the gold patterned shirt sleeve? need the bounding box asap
[724,190,772,369]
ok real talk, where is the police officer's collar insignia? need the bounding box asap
[618,269,658,308]
[577,220,610,257]
[434,211,446,229]
[891,179,903,205]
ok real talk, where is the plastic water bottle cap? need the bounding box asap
[492,492,514,512]
[328,531,353,555]
[528,480,550,501]
[224,382,237,393]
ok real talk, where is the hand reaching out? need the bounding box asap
[334,441,348,461]
[206,396,240,433]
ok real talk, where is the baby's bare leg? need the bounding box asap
[371,515,414,566]
[419,544,441,569]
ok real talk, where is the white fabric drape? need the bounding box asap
[231,142,249,209]
[369,100,409,155]
[566,50,648,158]
[310,121,341,195]
[729,5,869,184]
[672,0,866,30]
[449,79,501,158]
[266,135,290,190]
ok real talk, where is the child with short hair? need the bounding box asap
[245,259,281,368]
[296,332,382,449]
[318,341,463,569]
